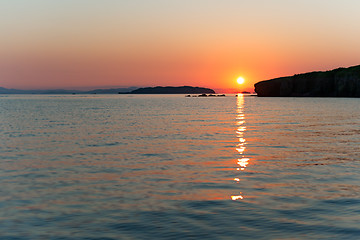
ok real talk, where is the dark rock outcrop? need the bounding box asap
[126,86,215,94]
[255,65,360,97]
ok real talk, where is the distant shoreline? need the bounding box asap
[0,86,215,95]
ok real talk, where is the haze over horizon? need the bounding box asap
[1,0,360,92]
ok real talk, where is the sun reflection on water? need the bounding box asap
[231,94,249,201]
[231,195,244,200]
[237,158,249,170]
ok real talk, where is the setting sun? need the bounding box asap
[237,77,245,85]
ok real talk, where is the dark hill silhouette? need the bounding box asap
[255,65,360,97]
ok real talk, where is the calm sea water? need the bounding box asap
[0,94,360,239]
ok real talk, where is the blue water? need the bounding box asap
[0,94,359,239]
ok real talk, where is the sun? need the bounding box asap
[237,77,245,85]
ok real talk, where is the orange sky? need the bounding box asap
[1,0,360,92]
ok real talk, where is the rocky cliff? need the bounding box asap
[254,65,360,97]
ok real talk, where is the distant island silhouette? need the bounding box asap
[0,86,215,94]
[122,86,215,94]
[255,65,360,97]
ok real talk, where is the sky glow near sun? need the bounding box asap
[1,1,360,91]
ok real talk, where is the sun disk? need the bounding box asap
[237,77,245,84]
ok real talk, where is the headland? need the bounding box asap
[255,65,360,97]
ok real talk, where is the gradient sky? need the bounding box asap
[1,0,360,91]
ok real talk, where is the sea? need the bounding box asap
[0,94,359,239]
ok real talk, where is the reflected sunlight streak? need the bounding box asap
[231,94,250,200]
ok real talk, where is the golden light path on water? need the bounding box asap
[231,94,249,201]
